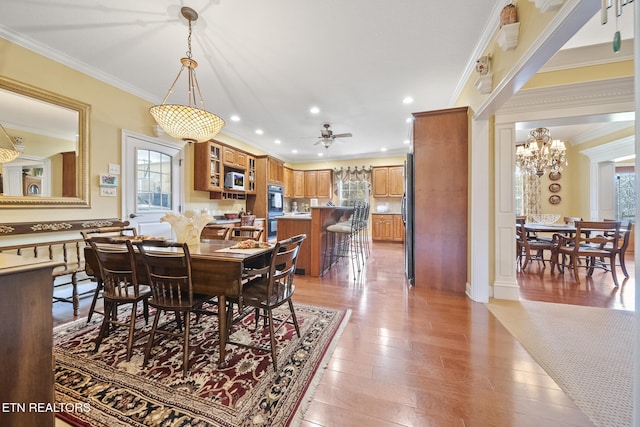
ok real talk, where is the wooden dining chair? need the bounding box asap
[87,239,151,361]
[200,225,231,240]
[601,219,633,278]
[240,214,256,227]
[516,217,556,270]
[553,220,621,286]
[226,234,306,371]
[82,226,138,323]
[138,242,211,376]
[229,226,264,241]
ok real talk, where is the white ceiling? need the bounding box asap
[0,1,634,161]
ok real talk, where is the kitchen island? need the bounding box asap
[276,206,353,276]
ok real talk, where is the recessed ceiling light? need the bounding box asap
[403,139,410,144]
[381,147,387,152]
[230,115,240,122]
[317,152,323,157]
[292,149,298,154]
[255,129,264,135]
[310,106,320,114]
[403,96,414,104]
[405,117,413,123]
[274,139,281,144]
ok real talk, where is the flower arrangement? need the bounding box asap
[161,212,213,246]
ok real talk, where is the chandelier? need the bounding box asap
[0,122,20,164]
[515,128,566,177]
[150,7,225,143]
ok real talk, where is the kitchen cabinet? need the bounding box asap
[267,157,284,185]
[412,106,468,293]
[372,214,403,242]
[193,141,223,191]
[304,169,332,198]
[317,169,332,198]
[372,166,404,198]
[293,170,305,198]
[246,155,256,193]
[283,167,293,198]
[372,214,394,241]
[304,170,317,197]
[223,146,247,170]
[393,214,404,241]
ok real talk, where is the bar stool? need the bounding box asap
[321,201,364,276]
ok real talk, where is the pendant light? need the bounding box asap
[0,123,20,163]
[150,7,225,143]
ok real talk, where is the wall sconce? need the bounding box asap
[475,55,492,94]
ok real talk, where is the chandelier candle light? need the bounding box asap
[150,7,225,143]
[515,127,566,178]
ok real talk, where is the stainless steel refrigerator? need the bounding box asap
[402,153,415,285]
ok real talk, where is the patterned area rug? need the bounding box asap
[486,299,633,427]
[54,303,349,426]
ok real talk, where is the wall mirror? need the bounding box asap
[0,76,89,207]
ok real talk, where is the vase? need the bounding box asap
[161,213,213,247]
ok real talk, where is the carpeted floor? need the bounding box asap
[486,299,633,427]
[53,303,350,427]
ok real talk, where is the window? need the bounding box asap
[338,180,369,206]
[615,169,635,222]
[136,149,173,211]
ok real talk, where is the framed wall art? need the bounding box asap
[549,183,561,193]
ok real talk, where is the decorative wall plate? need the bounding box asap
[549,171,562,181]
[549,195,562,205]
[549,183,561,193]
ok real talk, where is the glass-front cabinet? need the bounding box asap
[246,155,256,193]
[193,141,222,192]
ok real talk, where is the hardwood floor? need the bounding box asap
[51,241,627,426]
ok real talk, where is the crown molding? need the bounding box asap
[541,40,634,72]
[495,76,634,123]
[580,135,635,162]
[0,26,159,104]
[571,121,634,146]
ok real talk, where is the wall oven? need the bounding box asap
[267,185,284,239]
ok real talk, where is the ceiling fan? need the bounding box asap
[313,123,352,149]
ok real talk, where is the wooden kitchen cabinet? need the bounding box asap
[293,170,305,198]
[193,141,223,191]
[246,155,256,193]
[317,169,332,198]
[372,214,393,241]
[372,166,404,198]
[393,214,404,241]
[413,106,468,293]
[304,170,317,197]
[267,157,284,185]
[283,167,293,197]
[223,146,247,170]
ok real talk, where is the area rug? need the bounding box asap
[486,299,633,427]
[53,303,350,427]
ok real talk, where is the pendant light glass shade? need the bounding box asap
[0,123,20,163]
[150,7,225,143]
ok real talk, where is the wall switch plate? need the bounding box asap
[108,164,120,175]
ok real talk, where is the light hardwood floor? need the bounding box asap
[52,242,628,426]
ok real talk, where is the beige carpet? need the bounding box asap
[486,299,633,427]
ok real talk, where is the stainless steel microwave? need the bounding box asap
[224,172,245,190]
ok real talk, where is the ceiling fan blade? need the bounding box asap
[332,133,352,139]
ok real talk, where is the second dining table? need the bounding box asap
[84,239,274,366]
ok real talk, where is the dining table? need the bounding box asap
[84,239,274,366]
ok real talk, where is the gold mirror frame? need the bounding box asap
[0,76,90,208]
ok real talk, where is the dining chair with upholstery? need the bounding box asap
[229,226,264,241]
[226,234,306,371]
[553,220,621,286]
[200,225,231,241]
[87,239,151,361]
[82,226,138,323]
[516,217,556,270]
[138,241,211,376]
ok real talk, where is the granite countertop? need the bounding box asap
[372,211,402,215]
[276,213,311,220]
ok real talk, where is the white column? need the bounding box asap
[467,118,490,303]
[493,123,520,300]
